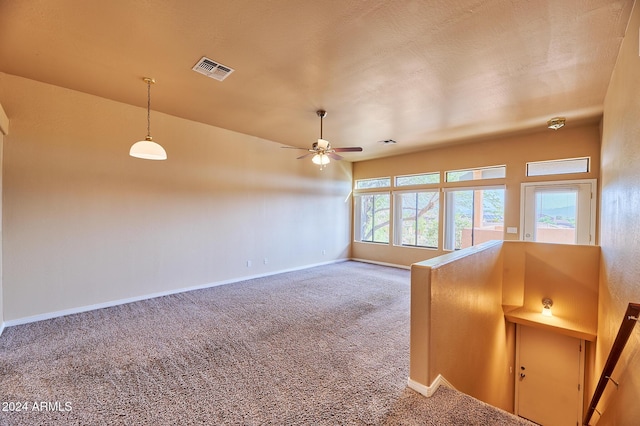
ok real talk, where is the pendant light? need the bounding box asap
[129,77,167,160]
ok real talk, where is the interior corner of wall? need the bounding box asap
[0,101,8,136]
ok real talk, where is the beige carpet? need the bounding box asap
[0,261,533,425]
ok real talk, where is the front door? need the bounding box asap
[515,325,584,425]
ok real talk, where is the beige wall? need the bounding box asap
[411,241,513,411]
[352,125,601,267]
[0,102,5,333]
[596,1,640,424]
[503,241,599,332]
[504,241,600,415]
[0,73,353,322]
[410,240,600,414]
[0,131,3,334]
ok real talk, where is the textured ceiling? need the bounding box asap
[0,0,633,161]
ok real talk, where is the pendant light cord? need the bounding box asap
[146,80,151,139]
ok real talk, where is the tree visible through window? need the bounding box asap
[395,191,439,248]
[395,172,440,186]
[356,193,390,243]
[444,188,505,250]
[355,177,391,189]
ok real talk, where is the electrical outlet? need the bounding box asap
[263,258,268,265]
[322,250,326,255]
[246,260,252,267]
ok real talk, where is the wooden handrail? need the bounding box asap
[583,302,640,425]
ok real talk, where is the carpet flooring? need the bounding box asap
[0,261,533,425]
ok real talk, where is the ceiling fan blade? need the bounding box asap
[281,146,309,150]
[296,153,315,160]
[333,147,363,152]
[327,152,343,160]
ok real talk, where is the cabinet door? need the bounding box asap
[515,325,584,425]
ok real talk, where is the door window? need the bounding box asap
[521,180,596,245]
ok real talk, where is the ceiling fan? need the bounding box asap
[283,110,363,169]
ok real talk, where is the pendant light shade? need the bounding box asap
[130,77,167,160]
[130,137,167,160]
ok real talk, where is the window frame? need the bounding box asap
[353,191,391,244]
[393,189,440,249]
[443,185,506,251]
[354,177,391,190]
[520,179,596,245]
[526,157,590,177]
[395,172,440,187]
[445,165,506,183]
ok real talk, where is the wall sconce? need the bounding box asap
[542,298,553,317]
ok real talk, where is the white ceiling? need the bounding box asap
[0,0,633,161]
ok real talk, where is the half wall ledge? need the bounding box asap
[503,306,596,341]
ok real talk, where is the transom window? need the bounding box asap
[445,166,506,183]
[526,157,590,177]
[355,177,391,189]
[395,172,440,187]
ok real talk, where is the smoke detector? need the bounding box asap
[547,117,566,130]
[192,56,234,81]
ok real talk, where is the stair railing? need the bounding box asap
[583,302,640,425]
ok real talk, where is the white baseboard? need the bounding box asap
[350,258,411,270]
[407,374,455,398]
[3,258,349,329]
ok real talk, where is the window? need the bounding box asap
[446,166,506,182]
[444,187,505,250]
[395,172,440,186]
[526,157,590,177]
[394,190,439,248]
[354,193,390,243]
[355,177,391,189]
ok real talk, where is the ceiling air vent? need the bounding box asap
[192,56,234,81]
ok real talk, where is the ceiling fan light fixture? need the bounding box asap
[317,138,330,150]
[312,153,330,166]
[281,109,361,168]
[130,77,167,160]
